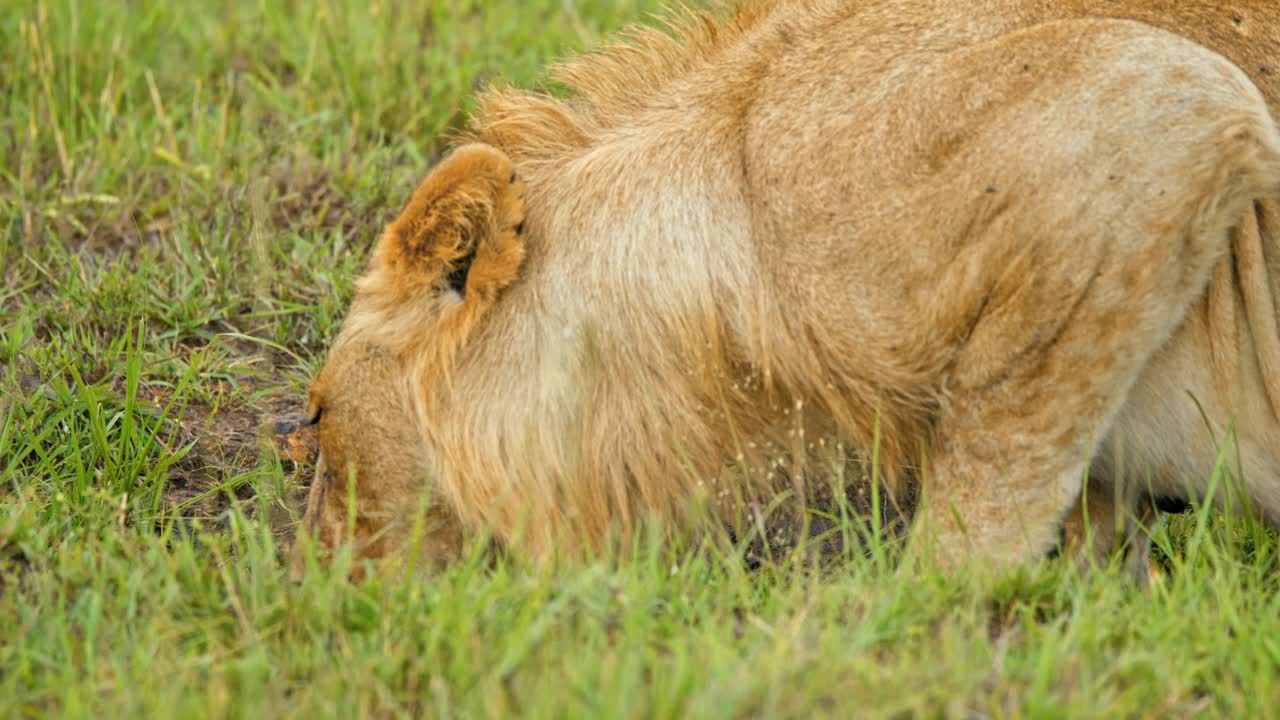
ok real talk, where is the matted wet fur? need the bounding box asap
[294,0,1280,578]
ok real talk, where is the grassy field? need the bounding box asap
[3,0,1280,717]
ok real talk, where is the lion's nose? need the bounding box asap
[271,412,320,466]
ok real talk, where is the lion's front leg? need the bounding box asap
[914,368,1146,573]
[912,370,1100,573]
[912,223,1235,573]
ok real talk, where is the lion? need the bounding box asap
[292,0,1280,579]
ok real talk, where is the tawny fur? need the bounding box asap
[295,0,1280,576]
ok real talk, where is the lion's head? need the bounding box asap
[293,144,526,576]
[290,131,846,576]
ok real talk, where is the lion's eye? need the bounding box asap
[307,407,323,426]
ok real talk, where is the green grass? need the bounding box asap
[3,0,1280,717]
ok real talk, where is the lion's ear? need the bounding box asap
[373,144,526,301]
